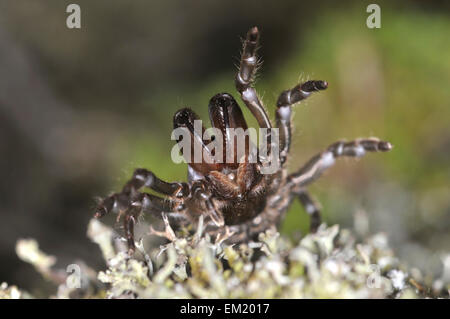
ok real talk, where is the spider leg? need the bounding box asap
[113,192,183,254]
[125,210,183,254]
[296,190,321,233]
[288,138,392,188]
[94,169,186,254]
[123,209,138,254]
[235,27,272,130]
[192,181,225,227]
[95,189,183,220]
[276,80,328,164]
[127,168,189,197]
[94,168,187,218]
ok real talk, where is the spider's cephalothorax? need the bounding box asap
[94,27,392,253]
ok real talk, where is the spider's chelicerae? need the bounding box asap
[94,27,392,254]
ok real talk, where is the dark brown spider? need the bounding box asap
[94,27,392,254]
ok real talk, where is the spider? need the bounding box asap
[94,27,392,254]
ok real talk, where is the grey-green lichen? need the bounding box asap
[4,218,450,299]
[0,282,30,299]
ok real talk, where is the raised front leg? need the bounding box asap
[288,138,392,188]
[276,80,328,164]
[235,27,272,130]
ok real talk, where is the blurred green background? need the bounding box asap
[0,0,448,295]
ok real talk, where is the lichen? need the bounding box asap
[4,218,449,299]
[0,282,30,299]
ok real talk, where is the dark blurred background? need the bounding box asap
[0,0,449,295]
